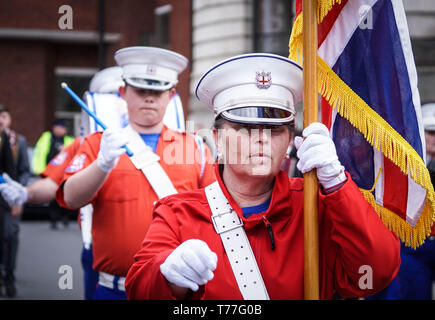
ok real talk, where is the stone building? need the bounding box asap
[189,0,435,135]
[189,0,295,133]
[405,0,435,105]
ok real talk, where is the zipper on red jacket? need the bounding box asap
[262,215,275,250]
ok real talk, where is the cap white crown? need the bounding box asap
[114,46,188,91]
[195,53,303,124]
[422,103,435,131]
[89,66,124,93]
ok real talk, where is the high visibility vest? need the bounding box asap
[32,131,75,175]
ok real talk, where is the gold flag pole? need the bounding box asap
[302,0,320,300]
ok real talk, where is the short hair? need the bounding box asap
[52,119,66,127]
[0,104,10,113]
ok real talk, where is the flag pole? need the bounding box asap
[302,0,320,300]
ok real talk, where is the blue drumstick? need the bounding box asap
[61,82,133,157]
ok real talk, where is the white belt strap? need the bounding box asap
[204,181,270,300]
[123,125,177,199]
[98,272,125,292]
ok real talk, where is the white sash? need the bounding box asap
[79,204,93,250]
[123,125,177,199]
[204,181,270,300]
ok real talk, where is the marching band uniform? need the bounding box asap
[57,47,216,300]
[125,53,401,300]
[57,126,215,276]
[76,66,125,300]
[126,167,400,299]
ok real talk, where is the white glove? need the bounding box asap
[97,128,130,173]
[294,122,346,190]
[0,173,28,206]
[160,239,218,292]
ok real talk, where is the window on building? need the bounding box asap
[253,0,294,57]
[139,32,153,46]
[54,67,96,137]
[154,4,172,49]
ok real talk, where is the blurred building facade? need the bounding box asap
[405,1,435,104]
[189,0,435,135]
[1,0,434,144]
[0,0,191,144]
[189,0,295,133]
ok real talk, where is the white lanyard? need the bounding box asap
[204,181,270,300]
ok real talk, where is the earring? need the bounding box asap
[215,150,223,162]
[285,146,292,159]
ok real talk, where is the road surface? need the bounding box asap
[1,221,84,300]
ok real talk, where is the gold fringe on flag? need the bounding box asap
[360,190,434,249]
[289,0,342,62]
[288,1,435,248]
[317,55,435,248]
[317,0,342,23]
[289,13,303,62]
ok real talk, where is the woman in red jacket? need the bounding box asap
[125,53,400,300]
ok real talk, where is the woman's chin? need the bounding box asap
[248,163,275,177]
[133,118,161,128]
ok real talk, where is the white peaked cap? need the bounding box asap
[422,103,435,131]
[195,53,303,125]
[89,66,124,93]
[114,46,189,91]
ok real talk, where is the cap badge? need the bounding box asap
[256,71,271,89]
[147,65,157,75]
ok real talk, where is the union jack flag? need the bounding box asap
[289,0,435,248]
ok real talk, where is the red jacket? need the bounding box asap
[57,126,216,276]
[125,167,400,300]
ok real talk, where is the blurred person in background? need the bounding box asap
[0,105,30,297]
[32,120,75,229]
[0,106,30,187]
[395,103,435,299]
[0,66,123,299]
[424,103,435,182]
[0,105,17,297]
[32,119,74,175]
